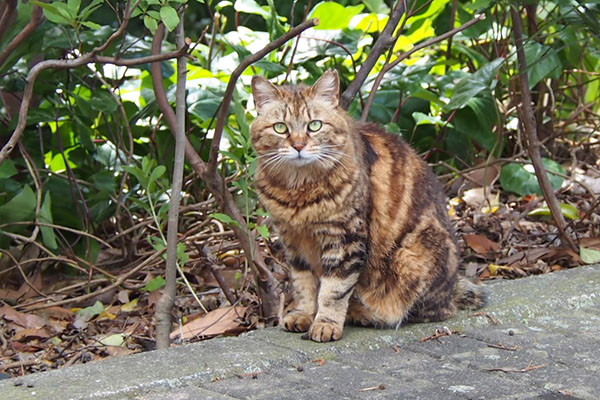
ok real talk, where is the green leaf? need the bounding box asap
[39,192,58,250]
[89,91,118,112]
[234,0,269,18]
[31,1,72,24]
[209,212,242,228]
[80,20,101,30]
[144,15,158,33]
[0,185,36,223]
[256,224,269,240]
[307,2,364,30]
[75,301,105,319]
[97,333,126,347]
[445,58,504,110]
[524,42,562,89]
[580,246,600,265]
[362,0,390,14]
[160,5,179,32]
[67,0,81,15]
[0,160,17,179]
[528,203,579,221]
[143,275,166,292]
[500,158,565,196]
[412,112,451,127]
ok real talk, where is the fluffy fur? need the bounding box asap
[249,70,485,342]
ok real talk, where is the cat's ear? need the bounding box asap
[251,76,281,114]
[310,70,340,107]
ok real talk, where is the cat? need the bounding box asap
[249,70,485,342]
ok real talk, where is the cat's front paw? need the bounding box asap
[306,318,343,342]
[282,311,313,333]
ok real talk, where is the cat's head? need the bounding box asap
[249,70,352,172]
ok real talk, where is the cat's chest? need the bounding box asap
[256,172,357,225]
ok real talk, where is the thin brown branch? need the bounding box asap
[201,246,237,305]
[0,5,43,68]
[149,23,281,321]
[0,0,145,165]
[0,0,18,44]
[156,10,188,350]
[510,5,577,252]
[207,17,319,175]
[340,1,407,110]
[19,250,165,312]
[360,14,485,120]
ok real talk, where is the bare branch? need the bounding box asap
[510,5,577,252]
[340,1,407,110]
[361,14,485,121]
[207,17,319,175]
[0,5,43,68]
[150,23,282,321]
[155,11,187,350]
[0,0,145,165]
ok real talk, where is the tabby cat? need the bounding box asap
[250,70,485,342]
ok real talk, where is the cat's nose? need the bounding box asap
[291,142,306,151]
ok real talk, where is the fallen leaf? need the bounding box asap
[12,328,50,341]
[104,346,136,357]
[170,306,247,340]
[0,305,46,329]
[121,298,139,312]
[39,306,74,320]
[117,290,130,304]
[96,333,126,347]
[464,234,500,255]
[580,246,600,264]
[15,270,43,300]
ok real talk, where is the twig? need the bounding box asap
[200,246,237,305]
[485,363,546,373]
[487,343,518,351]
[420,326,458,342]
[361,14,485,120]
[359,384,386,392]
[207,17,319,175]
[469,311,499,325]
[17,250,165,312]
[0,5,43,67]
[0,0,150,165]
[340,1,407,109]
[510,5,577,252]
[0,0,18,44]
[155,10,188,350]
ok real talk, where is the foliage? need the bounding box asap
[0,0,599,326]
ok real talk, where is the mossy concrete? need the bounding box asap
[1,265,599,399]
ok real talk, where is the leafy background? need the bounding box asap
[1,0,600,375]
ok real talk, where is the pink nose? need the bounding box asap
[292,142,305,151]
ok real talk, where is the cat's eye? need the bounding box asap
[308,120,322,132]
[273,122,288,134]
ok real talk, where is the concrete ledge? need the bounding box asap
[1,265,599,400]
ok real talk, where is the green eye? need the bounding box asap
[273,122,288,134]
[308,120,322,132]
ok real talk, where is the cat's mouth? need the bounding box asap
[287,150,317,166]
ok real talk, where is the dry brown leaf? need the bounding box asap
[15,270,43,300]
[464,234,500,255]
[0,288,22,302]
[12,327,50,341]
[579,237,600,250]
[0,305,46,329]
[170,306,247,341]
[37,306,74,321]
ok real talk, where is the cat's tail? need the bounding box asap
[453,277,487,310]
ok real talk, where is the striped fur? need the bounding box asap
[250,70,485,342]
